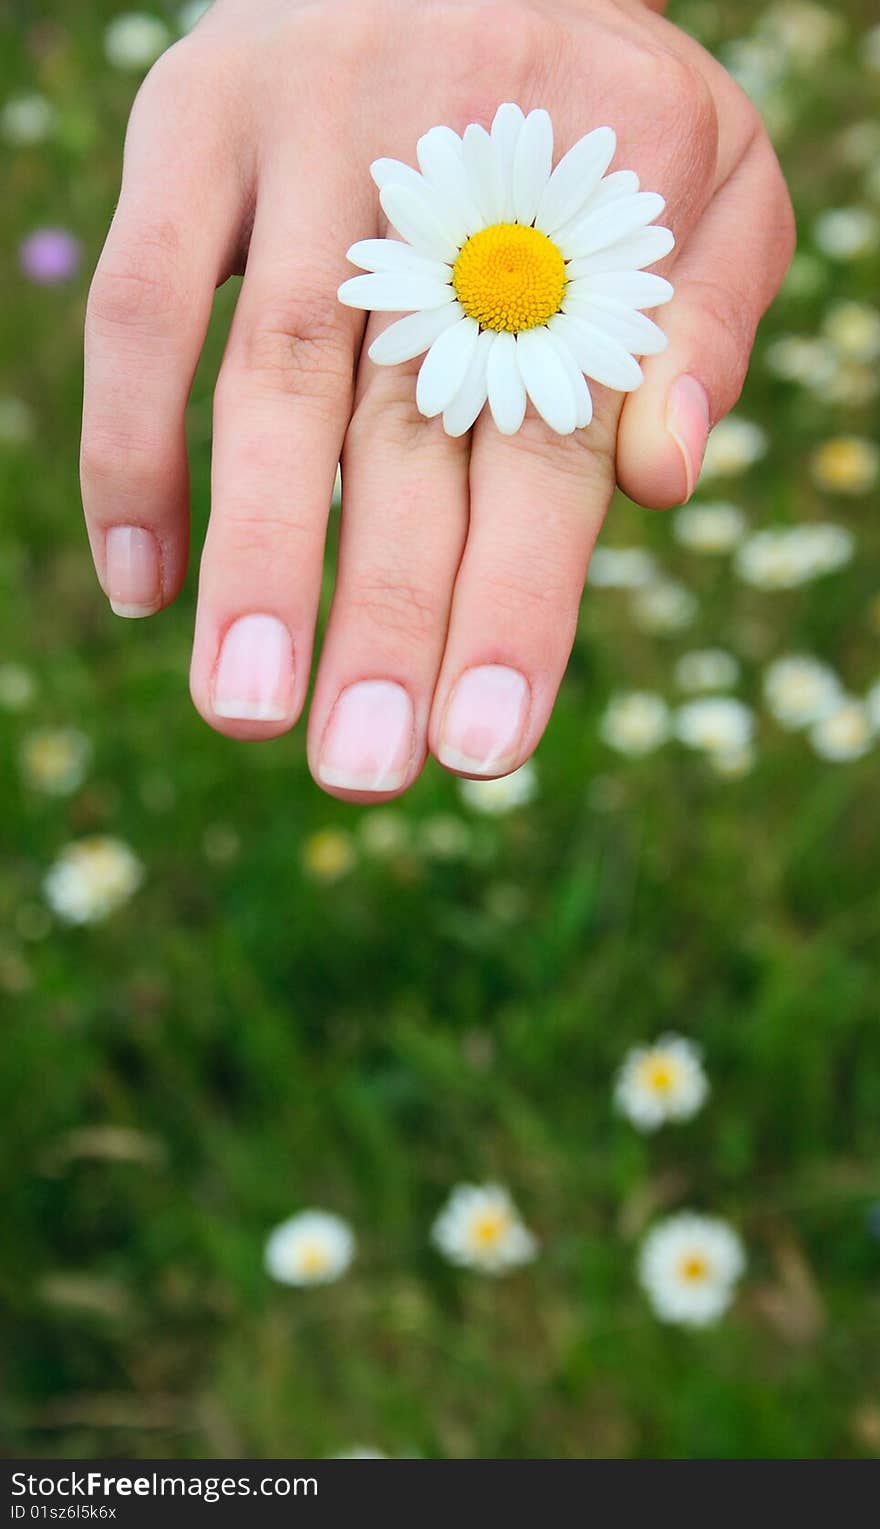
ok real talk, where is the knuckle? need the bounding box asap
[688,275,755,362]
[345,567,441,644]
[650,51,719,177]
[87,224,184,336]
[80,426,168,491]
[432,0,542,118]
[228,291,353,403]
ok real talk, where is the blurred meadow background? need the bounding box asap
[2,0,880,1460]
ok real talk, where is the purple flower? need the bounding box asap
[19,227,81,285]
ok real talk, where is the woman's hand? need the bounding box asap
[80,0,794,798]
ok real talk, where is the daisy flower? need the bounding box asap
[264,1210,355,1287]
[809,700,874,762]
[638,1212,746,1327]
[674,649,741,693]
[431,1183,537,1275]
[104,12,170,70]
[735,524,853,589]
[44,837,143,925]
[587,546,657,589]
[762,654,843,729]
[699,417,767,479]
[301,828,356,882]
[19,728,91,796]
[630,579,698,634]
[458,761,537,813]
[599,691,670,756]
[673,501,746,554]
[810,435,879,495]
[614,1035,709,1131]
[339,105,674,436]
[674,697,755,755]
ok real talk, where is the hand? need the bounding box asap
[80,0,794,799]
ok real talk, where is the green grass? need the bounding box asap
[1,0,879,1459]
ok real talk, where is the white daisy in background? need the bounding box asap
[614,1035,709,1131]
[339,105,674,437]
[43,837,143,925]
[0,395,34,445]
[735,524,854,589]
[822,301,880,363]
[810,436,879,495]
[264,1210,355,1287]
[865,680,880,730]
[709,744,755,779]
[0,661,36,710]
[764,334,837,389]
[587,546,657,589]
[431,1183,537,1275]
[630,580,698,635]
[809,700,874,762]
[104,12,170,70]
[674,650,741,693]
[763,654,843,730]
[19,728,91,796]
[865,23,880,71]
[458,761,537,814]
[699,417,767,479]
[673,501,746,554]
[418,814,474,861]
[675,697,755,755]
[756,0,845,69]
[600,692,670,756]
[638,1212,746,1327]
[813,206,877,260]
[1,92,55,146]
[358,808,412,858]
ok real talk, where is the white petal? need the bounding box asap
[516,327,578,434]
[577,270,674,308]
[535,126,616,236]
[368,303,463,366]
[491,102,525,223]
[487,330,527,435]
[544,328,593,427]
[347,238,453,282]
[462,123,502,224]
[512,108,553,226]
[371,157,425,193]
[417,126,484,236]
[563,295,668,356]
[548,313,644,391]
[337,272,455,312]
[563,193,667,261]
[443,328,493,436]
[566,224,675,278]
[554,170,639,250]
[380,181,463,262]
[416,316,480,417]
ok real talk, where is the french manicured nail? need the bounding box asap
[666,374,710,501]
[318,680,414,792]
[105,525,161,617]
[437,664,529,775]
[212,614,294,722]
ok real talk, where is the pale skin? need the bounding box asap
[80,0,795,801]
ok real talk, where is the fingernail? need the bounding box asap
[666,374,710,501]
[318,680,414,793]
[212,614,294,722]
[105,526,161,617]
[437,664,529,775]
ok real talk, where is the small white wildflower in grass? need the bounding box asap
[813,206,877,260]
[630,580,698,634]
[675,697,755,755]
[674,649,740,693]
[823,360,879,407]
[763,655,843,729]
[673,501,746,554]
[104,12,170,70]
[0,662,36,710]
[822,301,880,363]
[1,92,54,145]
[764,334,836,388]
[44,837,143,925]
[301,829,356,881]
[600,692,670,755]
[614,1035,708,1131]
[19,729,91,796]
[358,808,411,858]
[809,700,874,762]
[638,1212,745,1327]
[835,120,880,170]
[862,23,880,71]
[432,1184,537,1275]
[264,1211,355,1287]
[757,1,845,67]
[0,395,34,445]
[419,814,474,860]
[735,524,854,589]
[587,546,657,589]
[865,680,880,730]
[709,744,755,778]
[700,418,767,479]
[810,436,879,495]
[458,762,536,814]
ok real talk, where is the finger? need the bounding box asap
[306,315,472,800]
[616,135,795,509]
[430,382,619,778]
[81,44,246,616]
[189,158,370,739]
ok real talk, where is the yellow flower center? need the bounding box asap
[298,1242,330,1277]
[470,1210,509,1248]
[680,1254,709,1283]
[453,223,567,334]
[641,1055,679,1095]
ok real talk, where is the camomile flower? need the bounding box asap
[699,417,767,479]
[709,743,755,778]
[104,12,170,70]
[735,524,854,589]
[865,24,880,72]
[809,700,874,762]
[822,301,880,363]
[431,1183,537,1275]
[638,1212,745,1327]
[673,500,746,554]
[810,436,879,495]
[19,728,91,796]
[614,1035,709,1131]
[630,579,698,634]
[0,396,34,446]
[756,0,845,68]
[1,92,55,146]
[264,1211,355,1287]
[458,761,537,814]
[301,828,356,881]
[865,679,880,730]
[764,334,837,388]
[339,105,674,437]
[675,697,755,755]
[763,654,842,729]
[599,692,670,755]
[674,649,741,693]
[587,546,657,589]
[813,206,877,260]
[0,661,36,710]
[44,837,143,925]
